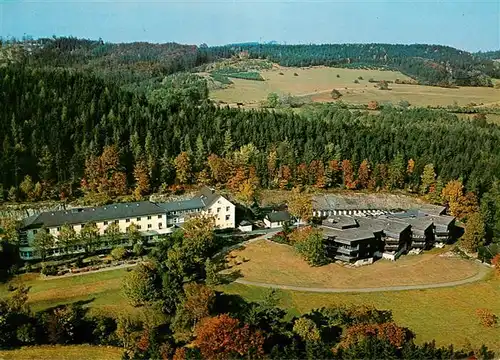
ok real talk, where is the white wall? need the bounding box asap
[203,196,235,229]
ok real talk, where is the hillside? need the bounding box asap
[3,38,500,89]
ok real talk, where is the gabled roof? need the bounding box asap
[21,201,166,229]
[322,227,376,243]
[197,186,221,208]
[266,211,290,223]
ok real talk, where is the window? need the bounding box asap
[159,223,163,229]
[226,206,230,212]
[217,207,221,213]
[57,227,61,231]
[158,215,162,219]
[104,221,108,225]
[137,225,142,230]
[126,219,130,223]
[148,224,152,229]
[33,230,38,235]
[114,220,119,224]
[147,216,152,220]
[225,215,230,221]
[208,208,212,213]
[136,217,141,221]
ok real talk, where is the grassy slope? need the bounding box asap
[209,65,500,108]
[0,268,134,317]
[227,241,481,288]
[0,345,123,360]
[219,274,500,353]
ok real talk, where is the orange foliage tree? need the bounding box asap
[287,188,313,225]
[278,165,293,190]
[133,158,150,199]
[207,154,231,185]
[194,314,265,359]
[82,145,127,197]
[339,322,414,349]
[492,254,500,275]
[341,160,357,189]
[357,159,371,189]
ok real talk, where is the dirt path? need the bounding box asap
[233,262,491,293]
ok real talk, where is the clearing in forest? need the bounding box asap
[0,345,123,360]
[209,65,500,108]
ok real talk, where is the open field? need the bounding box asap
[219,274,500,353]
[0,345,123,360]
[0,268,134,317]
[209,65,500,108]
[227,240,482,288]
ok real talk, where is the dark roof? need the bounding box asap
[322,215,358,230]
[322,227,376,243]
[21,201,166,229]
[354,217,410,237]
[266,211,290,223]
[386,216,434,234]
[416,204,447,216]
[158,198,205,212]
[197,186,220,208]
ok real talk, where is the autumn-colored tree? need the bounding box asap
[293,317,321,342]
[58,224,78,249]
[82,145,127,197]
[278,165,293,190]
[475,308,498,328]
[327,160,342,187]
[288,226,316,245]
[457,192,480,220]
[105,222,122,245]
[172,347,187,360]
[492,254,500,275]
[194,314,265,359]
[79,222,100,254]
[339,322,413,349]
[267,149,278,187]
[357,160,371,189]
[420,164,436,195]
[227,167,247,193]
[310,160,327,189]
[341,160,356,189]
[406,159,415,175]
[288,188,312,225]
[133,158,150,200]
[207,154,231,185]
[367,100,379,110]
[174,152,192,185]
[442,180,464,216]
[19,175,34,201]
[181,216,216,256]
[182,283,215,324]
[461,212,485,253]
[296,163,308,187]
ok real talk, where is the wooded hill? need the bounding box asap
[3,37,500,88]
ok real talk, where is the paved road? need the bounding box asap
[234,263,491,293]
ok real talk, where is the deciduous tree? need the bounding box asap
[461,212,485,252]
[174,152,192,185]
[133,158,150,199]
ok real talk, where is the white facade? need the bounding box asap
[264,219,284,229]
[203,195,236,229]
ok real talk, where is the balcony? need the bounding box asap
[333,245,359,255]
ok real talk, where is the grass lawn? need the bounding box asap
[218,274,500,353]
[0,268,137,318]
[0,345,123,360]
[227,240,482,288]
[209,65,500,108]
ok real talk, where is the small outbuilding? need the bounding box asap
[264,211,291,229]
[238,220,253,232]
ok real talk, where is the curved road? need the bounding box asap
[234,263,491,293]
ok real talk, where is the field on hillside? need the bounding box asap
[226,240,482,288]
[0,268,134,317]
[219,275,500,353]
[0,345,123,360]
[209,65,500,108]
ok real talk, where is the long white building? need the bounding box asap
[18,187,236,260]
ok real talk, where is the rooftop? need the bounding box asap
[322,226,376,243]
[21,201,166,229]
[322,215,358,230]
[158,198,205,213]
[266,211,291,223]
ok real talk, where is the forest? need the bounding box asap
[3,37,500,88]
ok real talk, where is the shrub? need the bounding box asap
[476,308,498,327]
[358,76,363,80]
[294,229,328,266]
[331,89,342,100]
[353,79,359,84]
[293,72,299,76]
[122,262,160,306]
[111,247,127,260]
[133,243,145,257]
[336,74,340,78]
